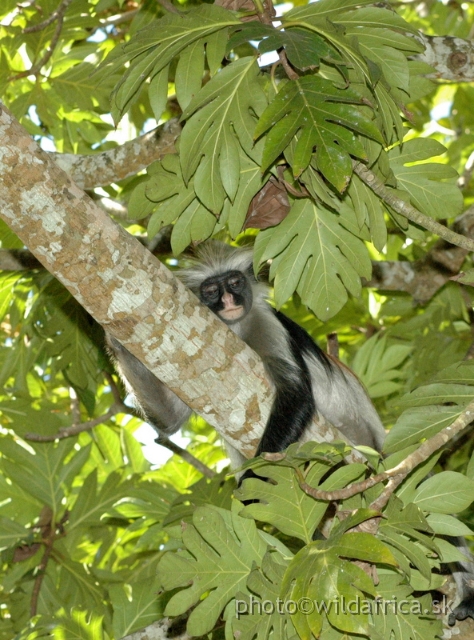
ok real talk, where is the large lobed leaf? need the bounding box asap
[158,505,268,636]
[105,5,239,122]
[389,138,463,220]
[180,57,267,213]
[281,510,396,638]
[254,76,383,189]
[255,198,372,320]
[237,461,366,544]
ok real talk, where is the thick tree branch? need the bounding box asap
[417,34,474,83]
[0,104,359,461]
[53,119,181,189]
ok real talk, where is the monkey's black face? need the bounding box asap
[199,270,253,324]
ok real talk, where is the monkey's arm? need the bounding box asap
[106,336,192,435]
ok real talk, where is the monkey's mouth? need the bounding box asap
[220,306,244,320]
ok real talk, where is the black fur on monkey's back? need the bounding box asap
[180,241,387,454]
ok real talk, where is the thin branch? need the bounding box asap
[156,0,181,13]
[353,161,474,253]
[10,0,72,80]
[296,399,474,502]
[104,371,125,405]
[23,404,121,442]
[278,50,299,80]
[23,0,71,33]
[326,333,339,359]
[69,387,81,425]
[30,519,54,617]
[155,434,216,478]
[26,371,217,477]
[458,149,474,190]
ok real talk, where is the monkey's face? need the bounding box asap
[199,270,253,325]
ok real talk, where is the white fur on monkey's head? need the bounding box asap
[179,241,256,293]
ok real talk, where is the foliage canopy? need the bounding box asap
[2,0,474,639]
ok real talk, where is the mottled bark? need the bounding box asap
[418,34,474,82]
[53,119,181,189]
[0,104,355,459]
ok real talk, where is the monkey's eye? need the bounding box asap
[201,283,219,301]
[228,276,243,292]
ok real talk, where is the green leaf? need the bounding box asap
[0,439,80,514]
[284,0,379,23]
[280,530,390,637]
[373,574,442,640]
[345,174,387,250]
[170,198,216,255]
[383,406,460,454]
[236,462,337,543]
[232,553,296,640]
[175,39,205,111]
[389,138,463,219]
[54,62,117,112]
[159,506,268,636]
[226,145,267,237]
[148,65,170,121]
[378,527,431,580]
[107,5,240,121]
[259,28,338,71]
[413,471,474,514]
[0,517,29,550]
[426,513,474,537]
[352,335,411,398]
[68,470,133,530]
[256,198,372,320]
[54,609,104,640]
[255,76,382,185]
[180,57,267,212]
[206,28,229,75]
[111,577,165,638]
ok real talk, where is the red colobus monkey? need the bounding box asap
[107,241,474,625]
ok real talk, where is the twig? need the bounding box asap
[155,434,216,478]
[104,370,125,405]
[30,518,54,617]
[458,149,474,190]
[23,0,71,33]
[69,387,81,425]
[23,404,122,441]
[278,50,298,80]
[156,0,181,14]
[30,509,68,617]
[10,0,72,80]
[326,333,339,359]
[353,162,474,253]
[297,399,474,502]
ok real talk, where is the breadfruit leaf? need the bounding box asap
[104,5,239,122]
[254,76,383,187]
[389,138,463,219]
[281,528,395,637]
[158,505,267,637]
[236,462,367,544]
[255,198,372,320]
[180,57,267,212]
